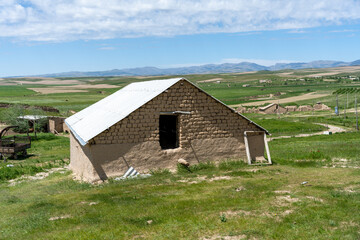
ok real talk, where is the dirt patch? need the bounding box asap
[274,195,300,206]
[244,168,260,173]
[177,179,198,184]
[277,72,295,76]
[203,235,247,240]
[323,158,360,169]
[29,84,119,94]
[177,175,232,184]
[260,210,293,218]
[274,190,292,194]
[198,78,223,83]
[80,201,99,206]
[8,166,69,186]
[30,89,88,94]
[209,176,232,181]
[221,208,294,222]
[49,214,71,221]
[221,210,253,217]
[343,185,359,193]
[305,196,324,202]
[64,84,119,89]
[235,92,329,107]
[235,186,246,192]
[16,79,81,85]
[307,66,360,77]
[340,221,359,227]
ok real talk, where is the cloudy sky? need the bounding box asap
[1,0,360,76]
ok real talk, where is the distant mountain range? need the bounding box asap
[12,59,360,78]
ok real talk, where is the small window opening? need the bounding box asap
[159,115,179,149]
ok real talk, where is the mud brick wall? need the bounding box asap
[93,79,260,146]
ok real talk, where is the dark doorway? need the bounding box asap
[159,115,178,149]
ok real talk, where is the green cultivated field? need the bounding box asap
[0,67,359,239]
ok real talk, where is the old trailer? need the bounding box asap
[0,126,31,161]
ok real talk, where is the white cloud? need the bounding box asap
[0,0,360,41]
[99,46,116,50]
[288,29,307,34]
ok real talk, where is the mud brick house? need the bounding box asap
[259,103,287,114]
[66,78,270,182]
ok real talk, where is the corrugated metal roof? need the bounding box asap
[65,77,184,146]
[66,77,269,146]
[259,103,276,111]
[18,115,48,120]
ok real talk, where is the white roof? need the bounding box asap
[259,103,276,111]
[65,78,183,146]
[18,115,48,120]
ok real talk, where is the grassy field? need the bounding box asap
[0,132,358,239]
[0,134,69,181]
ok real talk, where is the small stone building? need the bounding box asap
[285,105,297,112]
[48,117,66,134]
[313,102,331,111]
[259,103,287,114]
[298,105,313,112]
[66,78,270,182]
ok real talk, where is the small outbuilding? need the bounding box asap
[259,103,287,114]
[66,78,270,182]
[313,102,331,111]
[285,105,297,112]
[298,105,313,112]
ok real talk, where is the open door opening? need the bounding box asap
[159,115,179,149]
[244,131,272,165]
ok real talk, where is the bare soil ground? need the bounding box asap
[268,123,347,141]
[15,79,82,85]
[29,84,119,94]
[307,66,360,77]
[234,92,329,107]
[198,78,223,83]
[277,72,295,76]
[29,89,88,94]
[275,66,360,78]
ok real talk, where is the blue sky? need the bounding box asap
[1,0,360,77]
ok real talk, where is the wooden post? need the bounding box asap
[356,94,359,131]
[344,98,346,120]
[264,133,272,164]
[244,132,252,165]
[336,94,339,116]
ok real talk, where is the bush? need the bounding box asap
[0,105,48,133]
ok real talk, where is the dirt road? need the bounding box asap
[232,92,329,107]
[268,123,347,141]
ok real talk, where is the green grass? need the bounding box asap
[249,117,327,137]
[0,86,35,97]
[0,132,359,239]
[0,133,69,181]
[269,132,360,167]
[0,163,359,239]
